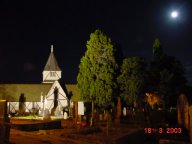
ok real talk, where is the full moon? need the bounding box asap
[171,11,178,18]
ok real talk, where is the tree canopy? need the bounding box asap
[77,29,118,109]
[117,57,147,106]
[149,38,187,107]
[77,33,188,110]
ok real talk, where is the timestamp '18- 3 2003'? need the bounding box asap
[144,127,182,134]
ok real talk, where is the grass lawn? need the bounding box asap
[11,115,64,120]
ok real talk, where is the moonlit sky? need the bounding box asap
[171,11,178,18]
[0,0,192,85]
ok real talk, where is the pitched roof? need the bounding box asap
[0,84,52,102]
[44,47,61,71]
[65,84,80,101]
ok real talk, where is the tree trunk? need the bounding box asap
[90,100,94,127]
[92,100,94,119]
[189,106,192,143]
[106,110,111,136]
[74,101,78,122]
[114,96,121,123]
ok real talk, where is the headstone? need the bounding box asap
[19,93,26,115]
[99,114,103,121]
[31,108,38,115]
[38,107,44,116]
[123,107,126,117]
[43,108,50,120]
[177,94,189,129]
[51,107,56,115]
[0,100,10,144]
[189,106,192,143]
[0,100,7,120]
[64,112,68,120]
[54,106,62,117]
[63,107,69,117]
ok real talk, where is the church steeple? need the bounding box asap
[42,45,62,83]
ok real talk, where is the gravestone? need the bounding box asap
[189,106,192,143]
[38,108,43,116]
[43,108,51,120]
[64,112,68,119]
[54,106,62,117]
[123,107,126,117]
[177,94,189,129]
[0,100,7,120]
[0,100,10,144]
[19,93,26,115]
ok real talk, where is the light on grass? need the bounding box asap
[12,115,41,120]
[12,115,64,120]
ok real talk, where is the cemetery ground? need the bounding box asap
[9,122,141,144]
[8,110,190,144]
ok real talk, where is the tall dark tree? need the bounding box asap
[113,43,124,123]
[160,56,186,106]
[152,38,165,62]
[150,38,166,90]
[77,29,118,115]
[117,57,147,106]
[150,38,187,107]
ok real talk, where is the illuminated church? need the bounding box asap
[0,45,79,116]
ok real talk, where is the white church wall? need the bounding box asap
[36,102,41,110]
[45,98,68,113]
[9,102,42,114]
[45,80,69,113]
[78,101,84,115]
[45,99,53,110]
[9,102,19,113]
[25,102,32,112]
[58,99,68,108]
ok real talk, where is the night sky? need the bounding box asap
[0,0,192,85]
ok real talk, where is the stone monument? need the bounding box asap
[177,94,189,129]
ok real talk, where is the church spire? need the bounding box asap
[44,45,61,71]
[42,45,62,83]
